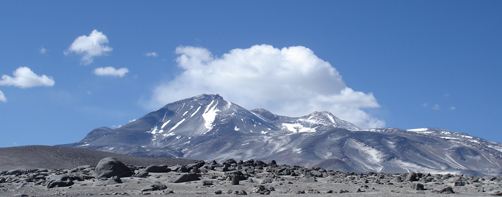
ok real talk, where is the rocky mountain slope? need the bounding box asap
[60,94,502,177]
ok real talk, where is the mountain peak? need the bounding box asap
[298,111,361,131]
[192,94,223,101]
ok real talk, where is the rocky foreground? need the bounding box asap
[1,157,502,196]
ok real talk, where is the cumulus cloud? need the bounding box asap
[148,45,384,128]
[40,47,47,54]
[0,90,6,102]
[450,106,456,110]
[145,52,158,57]
[0,67,55,88]
[64,30,112,65]
[94,67,129,77]
[433,104,441,110]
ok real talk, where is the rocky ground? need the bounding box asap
[2,157,502,197]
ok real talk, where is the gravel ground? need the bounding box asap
[2,154,502,196]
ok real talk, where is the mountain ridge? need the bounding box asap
[60,94,502,177]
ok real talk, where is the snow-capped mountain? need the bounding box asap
[61,94,502,176]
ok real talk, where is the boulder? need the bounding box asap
[145,165,170,173]
[440,186,455,194]
[173,173,201,183]
[412,183,425,190]
[142,182,168,192]
[46,174,74,188]
[94,157,133,178]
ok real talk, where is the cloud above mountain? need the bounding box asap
[64,30,112,65]
[148,45,384,128]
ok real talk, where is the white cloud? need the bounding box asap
[64,30,112,65]
[422,103,428,107]
[94,67,129,77]
[145,52,158,57]
[450,106,456,110]
[147,45,384,128]
[433,104,441,110]
[40,47,47,54]
[0,67,55,88]
[0,90,6,102]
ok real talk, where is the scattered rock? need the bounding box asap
[144,165,170,173]
[232,175,240,185]
[142,182,167,192]
[94,157,133,178]
[237,190,248,195]
[440,186,455,194]
[412,183,425,190]
[135,170,149,178]
[215,190,222,194]
[46,174,74,188]
[173,173,201,183]
[261,178,273,184]
[406,172,421,182]
[253,185,272,195]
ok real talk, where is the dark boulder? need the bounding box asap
[412,183,425,190]
[173,173,201,183]
[145,165,170,173]
[94,157,133,178]
[142,182,168,191]
[46,174,74,188]
[440,186,455,194]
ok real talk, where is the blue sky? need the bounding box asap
[0,1,501,147]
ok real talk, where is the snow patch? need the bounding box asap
[149,126,159,134]
[161,120,171,130]
[282,123,316,133]
[407,128,429,132]
[293,148,302,154]
[348,139,385,164]
[163,133,175,137]
[202,100,220,130]
[234,126,240,131]
[325,112,336,124]
[169,118,185,132]
[191,106,201,117]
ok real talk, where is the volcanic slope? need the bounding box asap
[0,145,194,171]
[61,94,502,177]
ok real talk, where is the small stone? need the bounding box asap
[412,183,425,190]
[238,190,248,195]
[440,186,455,194]
[214,190,222,194]
[232,175,240,185]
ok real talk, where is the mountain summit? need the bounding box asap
[61,94,502,176]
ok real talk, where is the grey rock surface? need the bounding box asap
[94,157,133,178]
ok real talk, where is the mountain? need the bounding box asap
[61,94,502,177]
